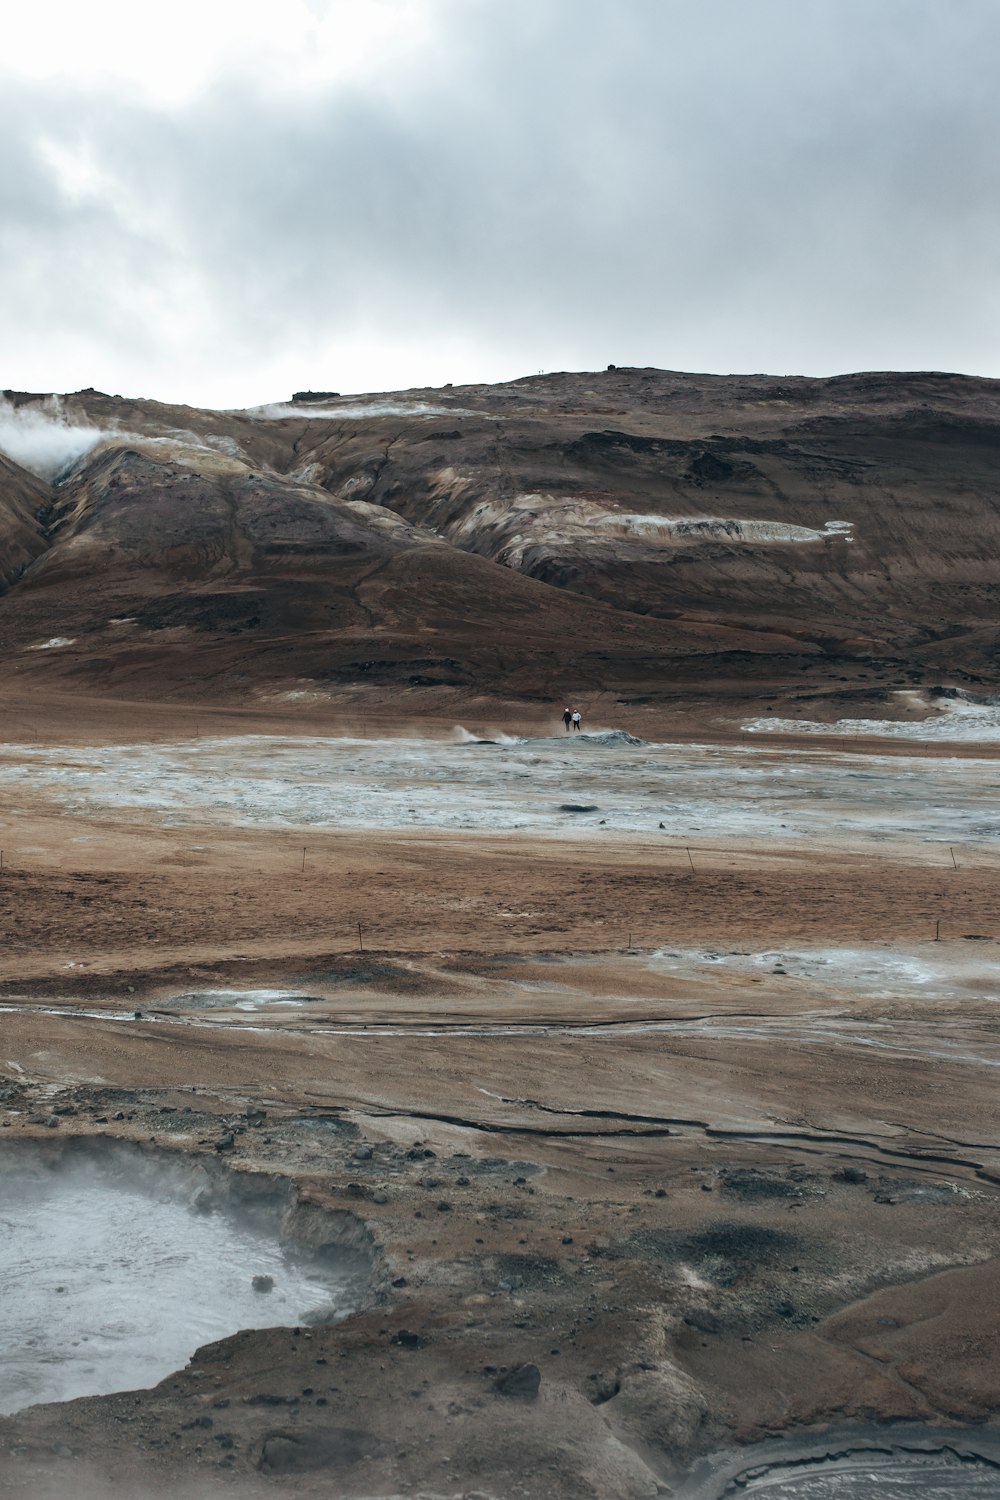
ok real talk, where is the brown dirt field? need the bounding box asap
[2,695,1000,1499]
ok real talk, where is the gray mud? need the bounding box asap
[679,1427,1000,1497]
[0,1139,373,1415]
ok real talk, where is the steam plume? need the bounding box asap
[0,396,102,481]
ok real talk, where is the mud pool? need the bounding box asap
[0,731,999,853]
[682,1431,1000,1497]
[0,1146,367,1415]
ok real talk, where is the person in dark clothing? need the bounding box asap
[562,708,572,733]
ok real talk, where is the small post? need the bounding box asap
[935,918,941,942]
[301,847,306,872]
[686,846,696,874]
[627,931,632,949]
[950,846,958,870]
[357,922,364,952]
[0,849,4,870]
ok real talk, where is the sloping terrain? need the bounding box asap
[1,367,999,714]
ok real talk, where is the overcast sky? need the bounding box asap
[3,0,999,407]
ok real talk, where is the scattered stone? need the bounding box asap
[372,1191,388,1204]
[44,1115,60,1129]
[252,1275,274,1293]
[436,1200,452,1212]
[562,1235,574,1245]
[214,1134,234,1152]
[836,1166,868,1184]
[496,1363,541,1401]
[393,1329,422,1348]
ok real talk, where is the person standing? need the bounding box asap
[562,708,572,734]
[571,709,582,733]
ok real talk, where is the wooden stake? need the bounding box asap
[358,922,364,952]
[686,847,696,873]
[950,846,958,870]
[935,918,941,942]
[301,847,306,872]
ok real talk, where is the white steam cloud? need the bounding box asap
[0,396,102,481]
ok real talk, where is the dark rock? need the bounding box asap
[683,1308,721,1334]
[836,1165,868,1184]
[257,1427,389,1474]
[393,1329,422,1348]
[214,1133,234,1152]
[252,1275,274,1293]
[436,1200,452,1212]
[496,1363,541,1401]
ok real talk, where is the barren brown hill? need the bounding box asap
[2,367,999,718]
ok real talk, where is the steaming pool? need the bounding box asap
[0,1142,370,1415]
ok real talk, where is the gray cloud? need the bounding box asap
[2,0,1000,403]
